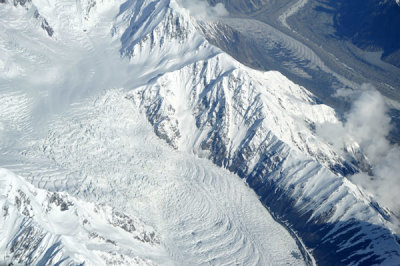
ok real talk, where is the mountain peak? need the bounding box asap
[1,0,399,265]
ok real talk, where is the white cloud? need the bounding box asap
[179,0,228,19]
[317,84,400,214]
[345,86,392,163]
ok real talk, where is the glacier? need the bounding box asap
[0,168,161,265]
[0,0,400,265]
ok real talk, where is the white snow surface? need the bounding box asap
[0,168,162,265]
[0,0,306,264]
[0,0,400,265]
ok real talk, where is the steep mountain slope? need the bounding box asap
[0,1,307,265]
[0,169,161,265]
[0,0,400,265]
[205,0,400,146]
[115,1,400,264]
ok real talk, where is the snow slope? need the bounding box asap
[0,168,162,265]
[0,1,307,265]
[2,87,306,265]
[116,1,400,264]
[0,0,400,265]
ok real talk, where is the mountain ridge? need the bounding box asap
[120,1,400,264]
[0,0,399,265]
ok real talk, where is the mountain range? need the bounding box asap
[0,0,399,265]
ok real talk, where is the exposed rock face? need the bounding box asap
[33,9,54,37]
[13,0,31,6]
[118,2,400,264]
[0,169,160,265]
[205,0,400,147]
[0,0,54,37]
[1,0,400,265]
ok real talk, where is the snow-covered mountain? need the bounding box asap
[1,0,400,265]
[0,169,161,265]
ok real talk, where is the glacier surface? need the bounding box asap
[0,0,400,265]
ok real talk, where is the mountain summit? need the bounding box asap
[1,0,399,265]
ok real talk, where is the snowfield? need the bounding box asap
[1,0,400,265]
[0,168,162,265]
[0,0,305,264]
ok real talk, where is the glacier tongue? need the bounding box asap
[1,0,400,265]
